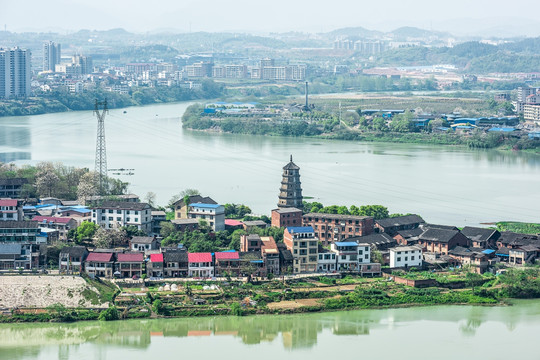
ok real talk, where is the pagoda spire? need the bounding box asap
[277,156,303,209]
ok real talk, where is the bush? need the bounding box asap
[230,302,244,316]
[98,306,119,321]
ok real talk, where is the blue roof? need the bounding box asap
[250,260,264,264]
[482,249,496,254]
[495,253,509,257]
[488,127,515,132]
[287,226,314,233]
[335,241,358,247]
[190,203,221,209]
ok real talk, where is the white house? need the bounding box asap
[91,201,152,234]
[188,203,225,231]
[331,241,372,271]
[389,246,423,268]
[317,249,337,272]
[188,252,214,277]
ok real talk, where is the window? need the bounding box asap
[117,217,121,221]
[108,217,113,221]
[117,210,121,214]
[411,256,415,260]
[397,257,401,261]
[108,210,113,213]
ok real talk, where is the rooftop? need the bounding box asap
[0,199,18,207]
[86,252,114,262]
[461,226,500,242]
[0,221,39,229]
[390,245,422,252]
[286,226,314,234]
[150,253,164,262]
[273,207,302,214]
[188,252,212,263]
[93,201,150,211]
[190,203,222,209]
[376,214,425,228]
[131,236,156,244]
[304,213,371,221]
[117,253,144,262]
[419,228,460,243]
[215,252,240,260]
[32,216,73,224]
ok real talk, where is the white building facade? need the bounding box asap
[91,201,152,234]
[389,246,423,268]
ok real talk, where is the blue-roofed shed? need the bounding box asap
[335,241,359,247]
[287,226,314,234]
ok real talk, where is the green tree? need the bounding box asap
[73,221,98,244]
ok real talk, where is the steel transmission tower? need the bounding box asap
[94,99,108,195]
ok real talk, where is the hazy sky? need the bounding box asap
[2,0,540,35]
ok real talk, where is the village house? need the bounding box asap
[277,243,294,274]
[129,236,160,254]
[496,232,539,249]
[332,241,365,271]
[0,221,42,244]
[394,228,424,245]
[188,252,214,277]
[151,210,166,235]
[239,251,266,277]
[240,234,262,252]
[57,207,92,224]
[350,232,397,265]
[91,201,152,233]
[242,220,268,232]
[173,195,216,219]
[317,247,337,272]
[116,253,144,278]
[0,199,23,221]
[0,178,27,198]
[214,251,241,276]
[171,218,199,232]
[147,253,164,277]
[417,228,470,255]
[283,226,319,273]
[163,249,188,277]
[509,245,540,266]
[271,207,302,228]
[0,243,35,270]
[449,246,493,273]
[375,214,425,236]
[32,216,77,241]
[187,203,225,231]
[461,227,500,249]
[389,246,423,269]
[260,236,280,275]
[85,252,114,278]
[303,213,374,245]
[58,246,88,274]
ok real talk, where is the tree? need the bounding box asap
[357,205,389,219]
[160,221,176,238]
[145,192,157,207]
[94,228,128,248]
[77,172,97,205]
[35,162,60,197]
[122,225,147,238]
[372,117,387,132]
[72,221,98,244]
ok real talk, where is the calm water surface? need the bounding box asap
[1,301,539,360]
[0,101,539,226]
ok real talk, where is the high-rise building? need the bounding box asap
[72,54,93,74]
[278,155,303,210]
[0,47,31,99]
[43,41,61,72]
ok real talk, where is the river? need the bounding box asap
[0,301,538,360]
[0,101,539,226]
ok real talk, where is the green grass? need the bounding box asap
[497,222,540,235]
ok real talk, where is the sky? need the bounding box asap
[2,0,540,36]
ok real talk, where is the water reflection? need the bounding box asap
[1,300,539,360]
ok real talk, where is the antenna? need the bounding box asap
[94,99,108,195]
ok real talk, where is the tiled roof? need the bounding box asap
[32,216,73,224]
[190,203,221,209]
[461,227,500,242]
[0,221,39,229]
[0,199,18,207]
[419,228,460,243]
[350,233,396,246]
[93,201,150,211]
[131,236,155,244]
[163,250,188,263]
[60,246,87,258]
[188,252,212,263]
[215,252,239,260]
[0,243,21,254]
[150,253,164,262]
[376,215,425,228]
[273,207,302,214]
[117,253,144,262]
[173,195,217,207]
[225,219,243,226]
[303,213,371,220]
[86,252,113,262]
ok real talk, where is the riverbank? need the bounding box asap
[1,267,537,323]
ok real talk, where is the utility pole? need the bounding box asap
[94,99,108,195]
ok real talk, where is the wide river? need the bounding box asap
[0,101,539,226]
[1,301,539,360]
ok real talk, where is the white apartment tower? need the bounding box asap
[0,47,31,99]
[43,41,61,72]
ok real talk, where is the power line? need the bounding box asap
[94,99,108,195]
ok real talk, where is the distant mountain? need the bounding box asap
[326,26,382,38]
[389,26,452,39]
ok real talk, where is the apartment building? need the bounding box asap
[283,226,319,273]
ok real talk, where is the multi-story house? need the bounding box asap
[32,216,77,241]
[375,215,425,236]
[116,253,144,278]
[187,203,225,231]
[0,199,23,221]
[0,221,41,244]
[129,236,160,254]
[188,252,214,277]
[417,228,470,255]
[283,226,319,273]
[389,246,423,268]
[0,243,34,270]
[214,251,241,276]
[163,249,188,277]
[261,236,280,275]
[332,241,373,271]
[151,210,166,235]
[58,246,88,274]
[317,248,337,272]
[0,178,27,198]
[303,213,374,244]
[271,207,302,228]
[91,201,152,233]
[85,252,114,278]
[148,253,164,278]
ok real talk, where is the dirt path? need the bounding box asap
[266,298,322,310]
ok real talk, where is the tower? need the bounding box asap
[0,47,31,99]
[277,155,303,210]
[94,99,108,195]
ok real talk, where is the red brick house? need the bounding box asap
[303,213,374,245]
[417,229,470,255]
[271,207,303,228]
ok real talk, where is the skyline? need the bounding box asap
[2,0,540,37]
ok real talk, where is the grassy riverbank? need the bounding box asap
[1,267,539,323]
